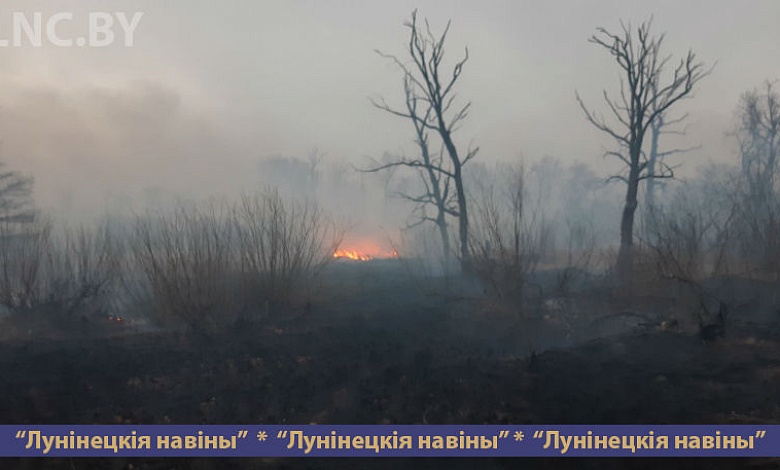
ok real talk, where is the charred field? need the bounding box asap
[2,258,779,470]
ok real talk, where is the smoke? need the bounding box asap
[0,78,255,221]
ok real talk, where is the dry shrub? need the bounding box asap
[0,219,52,314]
[130,192,341,332]
[233,190,342,311]
[645,178,737,280]
[469,165,549,306]
[554,219,597,296]
[642,183,740,326]
[131,201,237,331]
[0,218,122,336]
[49,222,123,319]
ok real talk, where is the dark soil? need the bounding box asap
[2,260,779,469]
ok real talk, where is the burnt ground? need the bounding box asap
[1,259,780,469]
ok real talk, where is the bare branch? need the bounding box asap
[656,144,702,159]
[358,158,456,179]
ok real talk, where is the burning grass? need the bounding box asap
[333,249,372,261]
[332,238,399,261]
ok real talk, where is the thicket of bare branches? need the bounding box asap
[644,180,736,283]
[131,202,237,331]
[50,223,123,318]
[233,191,342,311]
[0,218,122,334]
[0,219,53,314]
[640,175,738,332]
[469,165,550,305]
[129,192,341,332]
[0,186,341,336]
[645,82,780,285]
[0,163,35,224]
[555,219,598,296]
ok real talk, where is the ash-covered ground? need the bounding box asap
[2,259,779,469]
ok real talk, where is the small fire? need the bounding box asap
[333,249,372,261]
[332,243,399,262]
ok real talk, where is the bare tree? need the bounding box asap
[576,18,710,280]
[368,75,454,260]
[0,162,34,224]
[644,79,701,219]
[737,81,779,208]
[733,80,780,272]
[370,9,478,269]
[306,147,324,201]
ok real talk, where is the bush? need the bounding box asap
[0,218,122,336]
[130,192,341,332]
[131,201,237,331]
[469,165,548,305]
[233,191,341,311]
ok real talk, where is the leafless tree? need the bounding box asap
[370,9,478,269]
[644,78,701,221]
[306,147,324,201]
[576,18,710,281]
[733,80,780,272]
[0,162,34,225]
[737,81,779,207]
[368,75,455,260]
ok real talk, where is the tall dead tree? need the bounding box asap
[368,75,455,260]
[734,80,780,270]
[370,10,478,268]
[576,18,709,280]
[737,81,779,208]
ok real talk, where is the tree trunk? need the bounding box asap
[454,166,469,266]
[423,153,451,260]
[439,129,470,270]
[618,160,641,282]
[436,213,451,262]
[645,121,661,226]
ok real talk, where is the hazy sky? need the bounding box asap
[0,1,778,218]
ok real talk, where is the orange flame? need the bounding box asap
[332,243,399,261]
[333,249,372,261]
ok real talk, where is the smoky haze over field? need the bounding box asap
[5,4,780,459]
[0,0,778,235]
